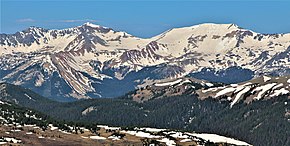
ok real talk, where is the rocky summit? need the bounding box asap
[1,23,289,100]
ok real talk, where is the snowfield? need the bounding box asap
[197,76,290,107]
[230,86,251,107]
[263,76,271,82]
[186,133,252,146]
[139,127,167,132]
[89,136,106,140]
[157,138,176,146]
[0,137,21,144]
[215,87,236,98]
[119,126,251,146]
[253,83,277,100]
[155,79,183,87]
[121,130,162,138]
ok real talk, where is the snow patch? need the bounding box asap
[90,136,106,140]
[263,76,271,82]
[215,87,236,98]
[205,82,214,87]
[82,106,95,115]
[253,83,277,100]
[155,79,182,87]
[1,137,21,143]
[24,93,35,101]
[170,132,189,139]
[270,88,289,97]
[180,139,192,142]
[187,133,251,146]
[231,86,251,107]
[97,125,120,131]
[121,130,161,138]
[139,127,166,132]
[49,124,58,130]
[157,138,176,146]
[108,135,120,140]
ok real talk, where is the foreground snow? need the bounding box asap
[89,136,106,140]
[187,133,251,146]
[120,127,251,146]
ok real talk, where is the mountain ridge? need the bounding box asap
[0,80,289,146]
[1,22,289,99]
[3,22,289,37]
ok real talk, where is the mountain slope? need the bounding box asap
[125,75,290,106]
[0,79,289,146]
[0,100,253,146]
[1,23,290,99]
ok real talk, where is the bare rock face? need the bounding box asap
[0,23,289,100]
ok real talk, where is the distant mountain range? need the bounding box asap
[1,22,290,100]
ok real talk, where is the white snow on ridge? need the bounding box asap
[253,83,277,100]
[180,139,192,142]
[270,88,289,97]
[157,138,176,146]
[155,79,182,87]
[202,86,225,93]
[215,82,251,99]
[90,136,106,140]
[49,124,58,130]
[1,22,290,100]
[108,135,120,141]
[272,83,284,90]
[263,76,271,82]
[46,125,251,145]
[24,93,35,101]
[215,87,236,98]
[187,133,252,146]
[205,82,214,87]
[139,127,166,132]
[170,132,189,139]
[121,130,161,138]
[83,22,102,28]
[230,86,251,107]
[1,137,22,144]
[97,125,120,131]
[230,84,238,87]
[82,106,95,115]
[177,79,192,86]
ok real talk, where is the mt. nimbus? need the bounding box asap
[0,22,290,100]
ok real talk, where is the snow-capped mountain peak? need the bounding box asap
[77,22,114,34]
[81,22,108,29]
[0,23,289,99]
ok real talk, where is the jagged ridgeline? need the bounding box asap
[1,23,290,100]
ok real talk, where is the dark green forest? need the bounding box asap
[0,83,289,146]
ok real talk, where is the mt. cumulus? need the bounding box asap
[1,22,290,100]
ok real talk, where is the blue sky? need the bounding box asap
[1,0,290,38]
